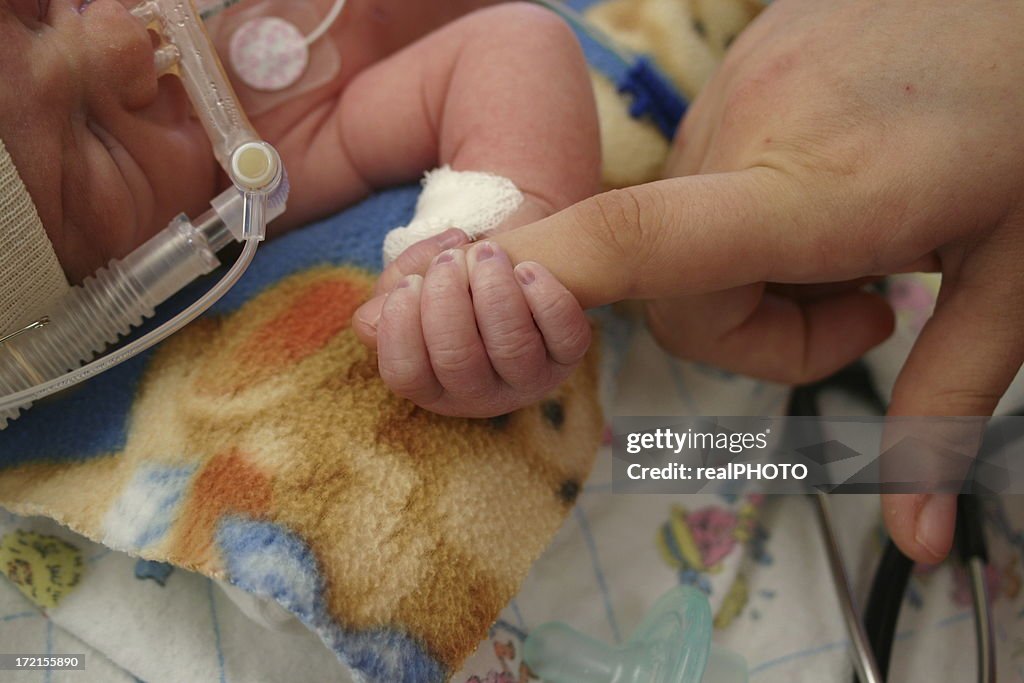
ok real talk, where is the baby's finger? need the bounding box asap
[353,294,386,348]
[513,261,592,366]
[466,242,550,389]
[376,275,443,406]
[376,228,470,295]
[421,249,501,401]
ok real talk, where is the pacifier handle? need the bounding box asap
[522,586,748,683]
[525,622,650,683]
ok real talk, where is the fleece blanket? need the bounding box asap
[0,183,607,681]
[0,1,738,680]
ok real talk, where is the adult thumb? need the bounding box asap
[882,272,1024,564]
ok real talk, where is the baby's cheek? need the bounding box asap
[144,123,220,220]
[80,0,160,110]
[57,137,140,281]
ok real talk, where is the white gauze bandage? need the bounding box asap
[0,139,69,335]
[382,165,524,265]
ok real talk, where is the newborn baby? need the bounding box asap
[0,0,598,417]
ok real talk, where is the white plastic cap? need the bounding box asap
[231,142,280,191]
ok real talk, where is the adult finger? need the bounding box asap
[646,286,895,384]
[491,169,867,309]
[882,265,1024,564]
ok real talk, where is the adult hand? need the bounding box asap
[367,0,1024,563]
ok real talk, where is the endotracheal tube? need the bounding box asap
[0,0,288,428]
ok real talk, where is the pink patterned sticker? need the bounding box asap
[230,17,310,92]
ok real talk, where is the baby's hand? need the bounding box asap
[353,232,591,418]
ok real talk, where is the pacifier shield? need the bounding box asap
[230,17,310,92]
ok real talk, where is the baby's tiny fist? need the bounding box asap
[370,239,591,418]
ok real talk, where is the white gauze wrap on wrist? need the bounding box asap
[382,165,524,265]
[0,139,69,335]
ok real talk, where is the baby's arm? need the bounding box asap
[318,4,600,417]
[295,2,600,228]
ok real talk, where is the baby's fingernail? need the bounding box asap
[438,228,467,250]
[914,493,956,561]
[434,250,456,266]
[473,241,496,263]
[514,263,536,286]
[356,296,386,329]
[396,274,423,291]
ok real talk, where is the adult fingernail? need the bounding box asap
[356,296,386,329]
[438,228,467,250]
[514,262,536,286]
[914,494,956,561]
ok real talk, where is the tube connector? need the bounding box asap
[231,141,280,191]
[229,142,283,242]
[0,0,292,426]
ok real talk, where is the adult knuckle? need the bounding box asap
[579,188,663,276]
[592,189,644,253]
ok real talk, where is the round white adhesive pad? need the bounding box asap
[230,17,310,92]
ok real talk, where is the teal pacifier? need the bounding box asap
[523,586,748,683]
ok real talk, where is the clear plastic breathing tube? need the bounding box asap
[0,0,288,427]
